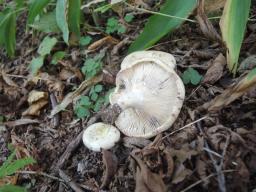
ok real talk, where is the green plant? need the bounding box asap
[0,148,36,192]
[182,67,202,85]
[74,85,113,118]
[81,53,105,79]
[0,0,82,57]
[29,36,57,75]
[220,0,251,74]
[124,14,134,23]
[128,0,197,53]
[106,17,126,34]
[79,36,92,46]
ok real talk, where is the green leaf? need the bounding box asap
[182,68,202,85]
[93,97,104,112]
[68,0,81,38]
[220,0,251,74]
[79,36,92,46]
[104,88,114,105]
[29,56,44,75]
[94,84,103,92]
[38,36,57,56]
[91,92,98,101]
[27,0,51,24]
[106,17,119,34]
[0,185,27,192]
[117,24,126,34]
[128,0,197,53]
[29,11,60,33]
[0,9,16,57]
[51,51,66,65]
[79,96,92,106]
[56,0,69,44]
[124,14,134,23]
[75,106,90,118]
[0,155,35,178]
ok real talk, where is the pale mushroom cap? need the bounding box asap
[110,59,185,138]
[82,123,120,152]
[121,51,176,71]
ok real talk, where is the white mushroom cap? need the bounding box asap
[121,51,176,71]
[110,52,185,138]
[82,123,120,152]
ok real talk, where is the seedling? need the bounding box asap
[79,36,92,46]
[182,67,202,85]
[82,54,105,79]
[106,17,126,34]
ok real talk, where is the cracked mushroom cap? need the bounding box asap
[82,123,120,152]
[120,51,176,71]
[109,52,185,138]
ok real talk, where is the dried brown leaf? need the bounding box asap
[1,69,18,87]
[172,163,192,184]
[163,150,174,178]
[196,159,209,187]
[196,0,221,42]
[22,100,48,116]
[101,150,118,189]
[27,90,48,104]
[201,70,256,111]
[88,36,119,51]
[131,154,166,192]
[203,53,226,84]
[204,0,226,13]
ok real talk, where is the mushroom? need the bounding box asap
[109,51,185,138]
[120,50,176,71]
[82,122,120,152]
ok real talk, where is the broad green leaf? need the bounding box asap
[68,0,81,38]
[182,68,202,85]
[0,156,35,178]
[124,14,134,23]
[75,107,90,118]
[94,84,103,92]
[79,36,92,46]
[30,11,60,33]
[38,36,57,56]
[128,0,197,53]
[56,0,69,44]
[79,96,92,106]
[27,0,51,24]
[91,92,98,101]
[93,97,104,112]
[51,51,66,65]
[29,56,44,75]
[0,9,16,57]
[220,0,251,74]
[0,185,27,192]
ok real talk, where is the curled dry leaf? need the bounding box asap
[172,163,192,184]
[131,154,167,192]
[22,90,48,116]
[201,68,256,111]
[88,36,119,51]
[196,0,221,42]
[203,53,226,84]
[1,69,18,87]
[204,0,226,13]
[196,159,209,187]
[22,100,48,116]
[4,118,39,127]
[163,150,174,178]
[27,90,48,105]
[101,150,118,189]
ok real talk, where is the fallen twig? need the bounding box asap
[59,169,84,192]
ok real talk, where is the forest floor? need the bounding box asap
[1,1,256,192]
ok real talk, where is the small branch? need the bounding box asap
[59,169,84,192]
[161,116,208,141]
[17,170,64,183]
